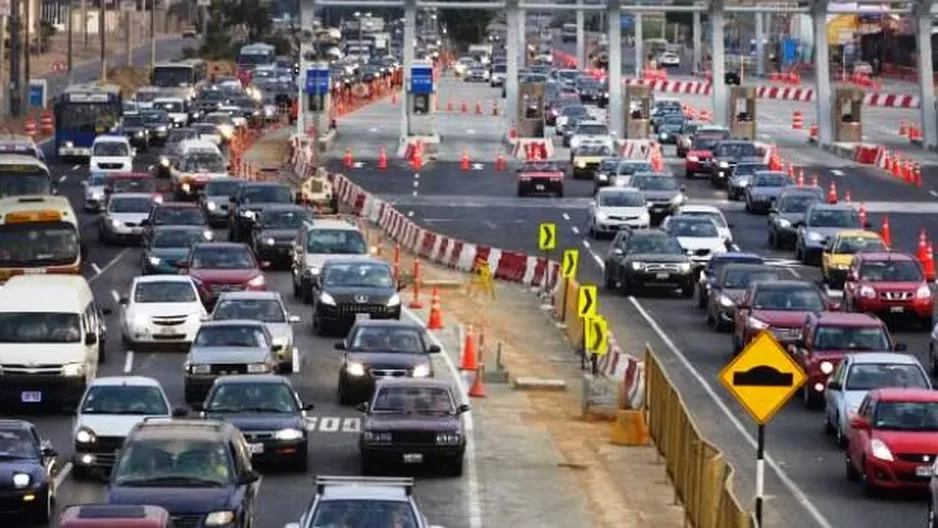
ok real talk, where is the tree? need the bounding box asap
[198,0,276,59]
[440,10,495,46]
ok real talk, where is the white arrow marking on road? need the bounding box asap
[467,129,476,135]
[352,162,365,168]
[471,163,484,170]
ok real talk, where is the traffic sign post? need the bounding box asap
[576,284,597,370]
[537,223,556,296]
[559,249,578,322]
[719,331,807,527]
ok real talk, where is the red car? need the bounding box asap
[517,160,564,197]
[59,504,172,528]
[182,242,268,308]
[684,129,730,178]
[843,251,934,329]
[104,173,167,203]
[732,279,837,355]
[845,388,938,493]
[790,312,903,409]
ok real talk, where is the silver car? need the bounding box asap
[99,193,155,244]
[292,219,372,303]
[83,172,108,212]
[210,291,300,373]
[200,177,242,227]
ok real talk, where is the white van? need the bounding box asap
[0,275,110,410]
[90,135,135,173]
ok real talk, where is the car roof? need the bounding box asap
[713,252,763,262]
[109,192,155,200]
[308,219,360,231]
[89,375,164,388]
[847,353,921,365]
[93,135,129,143]
[156,201,200,208]
[375,378,453,389]
[872,388,938,402]
[324,258,387,268]
[576,120,605,126]
[216,291,283,301]
[855,251,916,262]
[807,203,854,212]
[812,312,882,327]
[835,230,880,239]
[134,275,194,285]
[320,483,412,502]
[752,279,816,289]
[354,319,423,330]
[130,418,232,441]
[0,276,91,312]
[678,205,721,214]
[199,319,267,328]
[211,374,290,385]
[0,419,32,430]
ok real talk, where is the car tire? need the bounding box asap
[803,385,822,410]
[714,318,731,333]
[302,285,314,305]
[845,452,860,481]
[31,489,52,525]
[861,458,879,497]
[824,412,836,436]
[619,277,631,296]
[604,267,616,290]
[294,453,308,473]
[360,454,376,475]
[292,275,301,298]
[98,341,106,364]
[71,464,93,481]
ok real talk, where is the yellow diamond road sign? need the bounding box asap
[718,331,807,425]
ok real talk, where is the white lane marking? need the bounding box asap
[319,417,340,432]
[58,175,67,183]
[571,226,580,235]
[413,180,419,188]
[562,213,570,221]
[582,258,832,528]
[89,248,129,283]
[341,417,361,433]
[303,416,363,432]
[90,262,101,274]
[402,307,482,528]
[930,190,938,198]
[71,165,80,171]
[53,462,72,489]
[292,347,300,374]
[123,350,134,373]
[830,169,844,177]
[110,290,120,303]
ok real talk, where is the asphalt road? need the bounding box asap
[336,72,938,527]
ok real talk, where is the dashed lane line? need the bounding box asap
[90,262,101,274]
[124,350,134,374]
[88,248,129,284]
[58,175,67,183]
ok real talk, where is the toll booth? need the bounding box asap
[517,81,546,138]
[303,62,331,136]
[727,86,756,140]
[623,84,652,139]
[407,59,436,137]
[833,86,863,143]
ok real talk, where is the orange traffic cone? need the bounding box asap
[343,148,353,169]
[899,121,908,136]
[460,325,478,371]
[460,101,468,113]
[411,144,423,171]
[796,171,804,186]
[918,229,929,264]
[881,216,893,247]
[927,242,937,281]
[460,149,470,171]
[475,101,482,115]
[427,287,443,330]
[468,365,486,398]
[858,202,868,228]
[377,147,388,170]
[495,151,506,171]
[827,182,838,204]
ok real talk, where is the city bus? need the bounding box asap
[151,59,206,100]
[0,155,54,197]
[237,43,276,71]
[53,84,123,162]
[0,195,82,280]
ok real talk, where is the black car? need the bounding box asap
[141,110,172,145]
[708,140,758,188]
[251,204,311,268]
[726,160,770,200]
[656,114,687,144]
[142,225,212,274]
[156,127,200,178]
[576,77,603,103]
[0,420,56,523]
[106,418,260,527]
[603,228,695,297]
[192,89,227,118]
[196,375,313,470]
[119,113,150,150]
[311,259,403,336]
[336,319,441,404]
[233,96,261,128]
[358,379,468,476]
[229,182,294,242]
[695,252,765,309]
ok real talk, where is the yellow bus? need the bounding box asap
[0,195,82,280]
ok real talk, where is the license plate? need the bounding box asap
[402,453,423,464]
[20,391,41,403]
[917,465,933,477]
[158,327,176,335]
[130,227,143,234]
[535,184,545,191]
[655,273,669,279]
[249,443,264,454]
[890,306,905,313]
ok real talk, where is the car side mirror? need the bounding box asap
[271,343,284,353]
[850,415,869,430]
[302,403,315,411]
[41,445,57,458]
[457,403,471,414]
[428,344,441,353]
[140,218,149,226]
[240,469,261,484]
[827,380,842,391]
[173,406,191,416]
[356,402,369,413]
[895,342,907,352]
[334,342,346,350]
[101,307,113,315]
[84,333,98,345]
[288,314,301,323]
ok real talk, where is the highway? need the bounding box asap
[333,66,938,527]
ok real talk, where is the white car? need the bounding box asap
[153,97,189,127]
[98,193,156,244]
[71,376,172,479]
[119,275,206,348]
[824,353,930,448]
[658,52,680,67]
[134,86,161,109]
[83,171,107,212]
[588,188,651,238]
[569,121,614,151]
[89,135,134,173]
[454,57,475,77]
[664,205,734,244]
[663,215,727,265]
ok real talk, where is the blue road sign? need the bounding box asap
[410,66,433,95]
[620,14,633,31]
[28,81,44,108]
[304,68,330,95]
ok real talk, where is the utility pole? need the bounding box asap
[0,11,8,114]
[81,0,87,48]
[98,0,105,80]
[149,0,156,72]
[124,2,131,66]
[9,0,21,116]
[66,0,73,79]
[23,0,29,107]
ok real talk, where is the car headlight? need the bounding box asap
[241,210,256,219]
[219,125,234,138]
[12,473,30,489]
[62,362,84,377]
[659,132,668,140]
[671,194,685,205]
[148,256,161,266]
[134,131,144,137]
[154,195,163,204]
[678,263,692,273]
[598,173,608,181]
[412,363,430,378]
[719,161,729,168]
[206,201,217,211]
[109,218,123,228]
[130,312,149,329]
[870,439,894,461]
[595,211,608,221]
[75,428,96,444]
[319,292,336,305]
[687,155,698,162]
[570,138,581,148]
[346,362,366,376]
[859,285,876,299]
[807,231,823,242]
[364,431,391,443]
[820,361,833,375]
[90,191,103,200]
[205,511,236,526]
[263,237,275,246]
[436,432,461,445]
[189,363,211,374]
[918,285,933,299]
[631,261,644,271]
[246,363,270,374]
[718,294,735,307]
[777,218,791,228]
[247,275,265,287]
[203,230,213,241]
[748,317,769,330]
[274,428,303,441]
[63,141,74,148]
[181,182,191,192]
[387,294,401,306]
[157,126,167,132]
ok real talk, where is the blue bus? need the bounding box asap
[53,84,123,161]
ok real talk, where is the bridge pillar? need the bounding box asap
[709,0,727,127]
[634,10,643,78]
[692,11,702,75]
[813,0,833,146]
[607,0,623,139]
[755,12,765,77]
[400,0,417,139]
[576,1,586,68]
[296,0,316,138]
[916,0,937,150]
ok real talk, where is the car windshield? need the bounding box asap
[261,210,306,228]
[81,386,168,415]
[194,325,266,347]
[873,401,938,432]
[241,185,291,204]
[154,206,205,225]
[598,159,620,172]
[0,313,81,343]
[205,382,297,413]
[845,364,929,391]
[181,153,226,173]
[190,246,255,269]
[142,111,169,124]
[734,164,768,176]
[633,177,678,191]
[617,162,652,175]
[663,115,685,125]
[372,386,454,414]
[629,234,684,254]
[167,129,198,143]
[561,105,588,116]
[836,236,886,254]
[123,115,144,127]
[111,178,156,193]
[753,174,787,187]
[669,219,718,238]
[214,299,285,323]
[859,260,924,281]
[311,500,418,528]
[155,100,184,113]
[109,196,152,213]
[577,124,608,135]
[778,195,820,213]
[306,229,367,254]
[204,114,231,125]
[522,161,560,172]
[721,269,782,289]
[692,135,725,149]
[808,209,860,228]
[204,180,241,196]
[575,145,612,156]
[112,439,232,486]
[715,143,756,157]
[0,430,37,460]
[599,192,644,207]
[152,228,205,248]
[678,211,726,228]
[323,262,392,288]
[195,124,218,134]
[350,326,424,353]
[814,326,890,351]
[751,288,825,311]
[134,281,197,303]
[93,142,129,156]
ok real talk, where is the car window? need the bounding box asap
[372,386,454,413]
[81,386,168,415]
[845,363,929,391]
[858,260,923,281]
[873,401,938,431]
[109,196,153,213]
[721,269,782,289]
[350,326,423,353]
[751,288,824,311]
[93,142,129,157]
[813,326,890,351]
[190,246,256,269]
[213,299,285,323]
[154,206,205,226]
[205,382,297,413]
[306,229,366,254]
[112,439,234,485]
[323,262,392,288]
[312,500,418,528]
[152,229,205,248]
[195,325,266,347]
[240,185,292,204]
[134,281,198,303]
[808,209,860,228]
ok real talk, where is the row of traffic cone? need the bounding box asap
[881,149,922,186]
[426,286,487,397]
[443,100,499,116]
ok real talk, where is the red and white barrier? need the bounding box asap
[510,139,554,160]
[620,139,656,159]
[596,334,645,409]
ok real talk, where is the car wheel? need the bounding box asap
[279,359,293,375]
[768,229,777,249]
[302,285,313,305]
[803,385,822,410]
[697,289,707,309]
[836,420,848,449]
[744,197,752,213]
[681,284,693,298]
[861,458,879,497]
[292,275,301,298]
[32,489,52,525]
[845,452,860,481]
[98,340,106,364]
[604,267,616,290]
[619,275,631,296]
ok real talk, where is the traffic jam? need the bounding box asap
[0,39,462,528]
[498,33,938,514]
